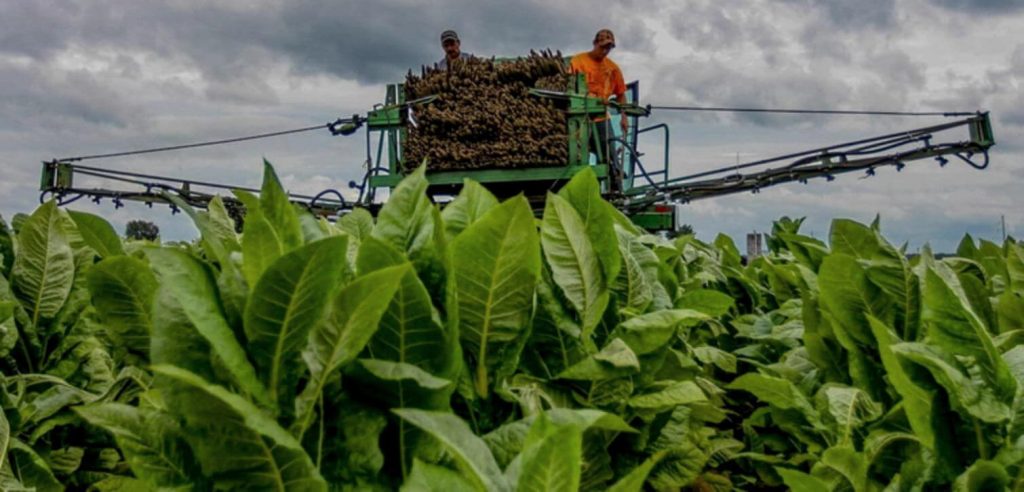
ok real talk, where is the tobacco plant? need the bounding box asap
[1,160,1023,491]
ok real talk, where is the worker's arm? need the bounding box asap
[613,67,629,133]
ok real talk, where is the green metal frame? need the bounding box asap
[629,210,675,230]
[366,72,613,191]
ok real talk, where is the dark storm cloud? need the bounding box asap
[0,60,143,131]
[926,0,1024,14]
[0,0,654,86]
[782,0,899,30]
[667,3,785,53]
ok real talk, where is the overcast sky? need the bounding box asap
[2,0,1021,252]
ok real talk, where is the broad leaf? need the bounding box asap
[606,451,668,492]
[542,193,608,339]
[88,256,157,358]
[441,179,499,241]
[891,342,1010,423]
[816,386,882,444]
[244,236,348,411]
[451,196,540,398]
[258,160,304,252]
[146,248,270,407]
[67,210,124,258]
[296,263,407,435]
[513,417,583,492]
[393,409,510,492]
[952,459,1010,492]
[558,167,621,287]
[74,403,197,489]
[372,165,447,298]
[815,445,868,492]
[629,381,706,410]
[728,373,824,430]
[241,209,284,287]
[865,315,956,469]
[357,237,452,375]
[612,309,708,355]
[152,365,326,491]
[11,201,74,324]
[921,262,1016,400]
[776,467,830,492]
[401,459,476,492]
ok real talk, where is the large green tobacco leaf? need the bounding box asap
[606,451,668,492]
[258,160,304,253]
[542,193,608,339]
[0,301,18,358]
[207,196,241,247]
[244,236,348,410]
[996,289,1024,333]
[451,196,540,398]
[163,193,234,266]
[815,386,882,444]
[393,409,510,492]
[866,315,956,468]
[1004,346,1024,441]
[338,208,374,242]
[921,262,1016,400]
[558,167,620,287]
[441,179,499,241]
[830,219,920,340]
[357,237,451,374]
[775,232,829,271]
[401,459,477,492]
[372,165,447,299]
[952,459,1010,492]
[483,409,634,471]
[728,373,825,430]
[153,365,327,491]
[628,381,707,410]
[74,403,197,489]
[509,416,583,492]
[776,467,830,492]
[87,256,156,358]
[373,165,434,254]
[11,201,74,325]
[613,227,662,312]
[66,211,124,258]
[814,445,868,492]
[146,248,270,407]
[891,342,1010,423]
[296,263,407,434]
[612,309,708,355]
[241,208,285,287]
[818,254,892,347]
[6,439,62,492]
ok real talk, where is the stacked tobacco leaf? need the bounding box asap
[403,50,570,171]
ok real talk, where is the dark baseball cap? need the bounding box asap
[441,30,460,43]
[594,29,616,48]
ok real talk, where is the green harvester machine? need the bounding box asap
[38,62,995,231]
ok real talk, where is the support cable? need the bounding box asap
[57,123,333,162]
[647,105,976,117]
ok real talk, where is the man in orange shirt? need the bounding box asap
[570,29,629,190]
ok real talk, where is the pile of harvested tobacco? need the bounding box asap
[403,50,569,171]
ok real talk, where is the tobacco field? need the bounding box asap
[1,161,1023,491]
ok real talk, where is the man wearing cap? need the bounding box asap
[439,30,473,69]
[570,28,629,190]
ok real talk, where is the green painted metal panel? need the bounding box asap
[629,211,675,231]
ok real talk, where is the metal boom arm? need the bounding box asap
[619,113,994,213]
